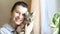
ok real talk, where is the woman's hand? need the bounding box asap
[25,21,34,34]
[16,26,21,34]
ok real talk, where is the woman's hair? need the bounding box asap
[11,1,28,13]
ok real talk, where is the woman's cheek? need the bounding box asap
[14,13,19,18]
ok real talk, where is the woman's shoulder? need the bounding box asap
[0,26,7,34]
[0,24,6,31]
[0,23,9,34]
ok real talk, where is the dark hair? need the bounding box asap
[11,1,28,12]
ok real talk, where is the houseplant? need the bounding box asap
[51,12,60,34]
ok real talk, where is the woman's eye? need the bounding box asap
[16,11,19,13]
[23,14,25,16]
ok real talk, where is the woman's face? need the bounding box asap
[11,5,28,25]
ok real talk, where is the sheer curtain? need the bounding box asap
[40,0,57,34]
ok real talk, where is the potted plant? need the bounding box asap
[50,12,60,34]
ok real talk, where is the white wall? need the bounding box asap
[57,0,60,12]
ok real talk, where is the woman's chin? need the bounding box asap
[15,22,21,25]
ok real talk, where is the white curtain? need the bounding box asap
[40,0,57,34]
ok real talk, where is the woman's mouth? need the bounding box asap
[15,18,23,22]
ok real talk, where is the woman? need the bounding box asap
[0,1,33,34]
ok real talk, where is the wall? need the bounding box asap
[31,0,40,34]
[0,0,31,26]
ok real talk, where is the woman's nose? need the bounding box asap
[18,14,23,19]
